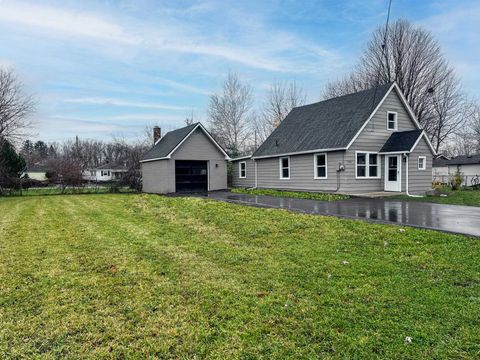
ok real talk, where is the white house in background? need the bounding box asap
[83,164,128,182]
[432,155,449,178]
[432,154,480,186]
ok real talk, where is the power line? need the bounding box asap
[370,0,393,118]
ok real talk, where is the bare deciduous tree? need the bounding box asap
[255,81,306,144]
[323,19,467,152]
[472,103,480,153]
[0,68,35,143]
[208,72,253,156]
[429,78,473,153]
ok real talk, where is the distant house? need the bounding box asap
[432,155,450,179]
[433,154,480,186]
[21,165,51,181]
[83,164,128,182]
[231,82,436,195]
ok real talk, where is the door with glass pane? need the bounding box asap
[384,155,401,191]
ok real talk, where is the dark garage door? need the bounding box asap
[175,160,208,193]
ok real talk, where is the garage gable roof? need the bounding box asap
[141,122,230,162]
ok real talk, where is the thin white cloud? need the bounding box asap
[0,1,341,73]
[63,97,188,111]
[0,1,139,44]
[153,77,211,96]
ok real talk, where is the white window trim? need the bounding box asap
[386,111,398,131]
[355,151,381,179]
[418,156,426,170]
[279,156,290,180]
[313,153,328,179]
[239,161,246,178]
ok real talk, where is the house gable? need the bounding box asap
[349,87,419,153]
[141,123,229,163]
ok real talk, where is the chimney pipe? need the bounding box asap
[153,126,161,144]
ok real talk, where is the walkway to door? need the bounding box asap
[208,191,480,237]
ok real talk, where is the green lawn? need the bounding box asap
[3,186,136,197]
[1,194,479,358]
[231,187,349,201]
[392,189,480,207]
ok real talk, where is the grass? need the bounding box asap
[392,188,480,207]
[3,186,136,197]
[1,194,479,358]
[231,187,349,201]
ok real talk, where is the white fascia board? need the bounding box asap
[251,147,346,160]
[409,131,436,155]
[139,157,169,163]
[230,155,253,161]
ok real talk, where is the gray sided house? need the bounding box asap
[141,122,230,193]
[232,82,436,195]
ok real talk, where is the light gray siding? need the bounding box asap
[171,128,227,191]
[142,159,175,193]
[256,151,345,191]
[342,88,417,193]
[408,137,433,195]
[232,158,256,188]
[142,128,227,193]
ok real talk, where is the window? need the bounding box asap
[418,156,426,170]
[387,111,397,130]
[314,153,327,179]
[239,161,246,178]
[101,170,111,177]
[279,157,290,179]
[356,152,379,178]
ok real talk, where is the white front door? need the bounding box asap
[385,155,401,192]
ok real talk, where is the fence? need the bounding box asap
[433,174,480,188]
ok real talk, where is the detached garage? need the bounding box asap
[141,122,230,194]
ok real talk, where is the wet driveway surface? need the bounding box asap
[208,191,480,237]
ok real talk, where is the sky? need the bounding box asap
[0,0,479,143]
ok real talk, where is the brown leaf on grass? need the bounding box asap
[109,264,117,273]
[256,291,267,298]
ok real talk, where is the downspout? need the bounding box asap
[405,153,422,197]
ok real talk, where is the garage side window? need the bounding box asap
[239,161,246,178]
[279,157,290,179]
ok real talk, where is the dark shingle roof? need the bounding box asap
[433,157,449,167]
[252,82,395,157]
[445,154,480,166]
[141,123,198,161]
[95,163,128,171]
[379,130,423,153]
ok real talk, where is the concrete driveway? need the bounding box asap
[208,191,480,237]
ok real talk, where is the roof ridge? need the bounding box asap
[293,81,395,111]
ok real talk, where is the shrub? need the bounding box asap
[450,170,463,190]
